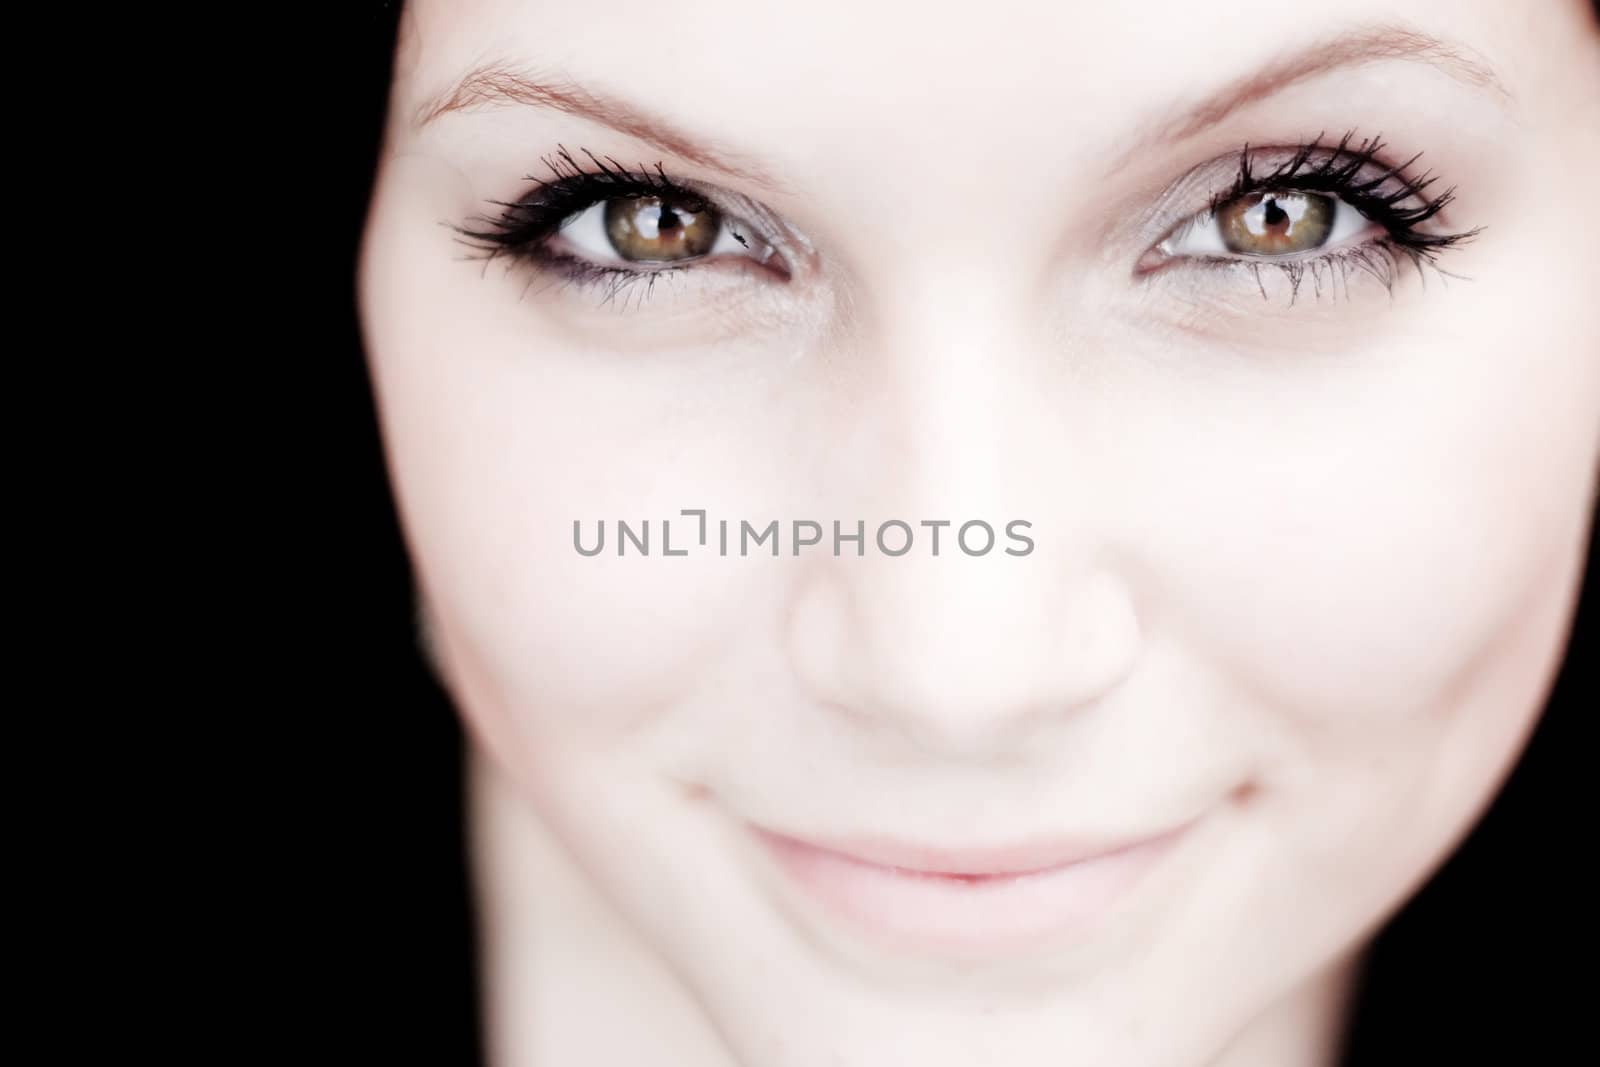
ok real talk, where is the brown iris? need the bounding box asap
[1218,191,1334,256]
[603,194,720,262]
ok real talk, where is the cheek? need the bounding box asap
[362,165,826,751]
[1139,282,1597,754]
[380,359,777,751]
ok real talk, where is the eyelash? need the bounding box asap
[454,130,1480,310]
[1150,129,1482,302]
[453,145,757,309]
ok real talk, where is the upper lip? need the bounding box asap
[754,823,1187,878]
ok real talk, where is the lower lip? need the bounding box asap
[754,825,1191,955]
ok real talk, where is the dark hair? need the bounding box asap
[336,4,1596,1063]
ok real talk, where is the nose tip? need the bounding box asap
[786,552,1142,756]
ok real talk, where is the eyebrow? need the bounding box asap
[413,23,1509,188]
[413,63,783,190]
[1145,23,1510,148]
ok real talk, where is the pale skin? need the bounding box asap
[358,1,1600,1064]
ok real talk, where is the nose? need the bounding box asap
[783,280,1142,758]
[788,555,1141,757]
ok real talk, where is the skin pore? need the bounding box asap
[359,2,1600,1065]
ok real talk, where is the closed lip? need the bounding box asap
[751,823,1189,879]
[749,814,1202,955]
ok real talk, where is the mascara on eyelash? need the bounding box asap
[453,145,684,253]
[454,130,1482,310]
[1212,130,1463,243]
[449,143,776,309]
[1150,128,1484,304]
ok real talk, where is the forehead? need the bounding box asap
[394,0,1504,155]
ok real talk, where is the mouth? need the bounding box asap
[750,819,1198,956]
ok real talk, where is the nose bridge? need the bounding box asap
[784,273,1143,753]
[850,265,1039,509]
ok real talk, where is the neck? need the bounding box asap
[1208,949,1364,1067]
[468,749,1363,1067]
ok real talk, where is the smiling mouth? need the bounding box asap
[750,819,1199,956]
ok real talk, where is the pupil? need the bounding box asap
[1262,196,1289,229]
[657,206,681,232]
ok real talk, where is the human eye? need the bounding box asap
[1137,130,1483,304]
[452,145,794,312]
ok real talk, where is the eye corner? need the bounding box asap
[1132,243,1178,278]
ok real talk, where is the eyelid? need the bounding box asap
[450,147,830,319]
[478,153,811,275]
[1134,136,1459,265]
[1125,156,1265,272]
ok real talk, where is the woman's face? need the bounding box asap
[360,1,1600,1063]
